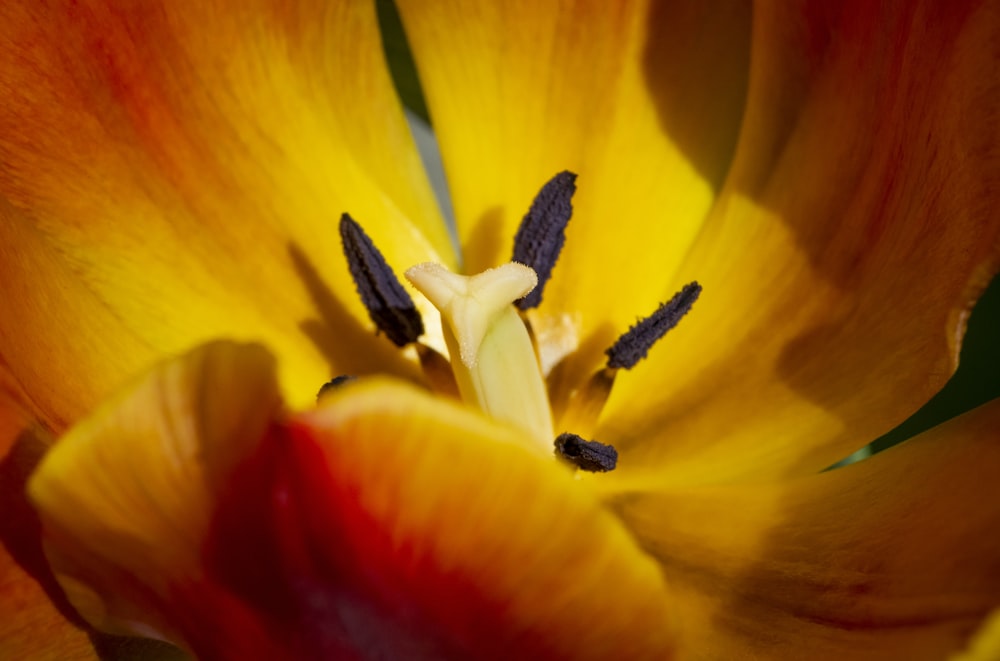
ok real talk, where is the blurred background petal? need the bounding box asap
[607,398,1000,660]
[30,343,675,659]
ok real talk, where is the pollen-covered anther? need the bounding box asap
[605,282,702,370]
[316,375,356,401]
[554,433,618,472]
[559,283,703,437]
[339,212,424,347]
[511,170,577,310]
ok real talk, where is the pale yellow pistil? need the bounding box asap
[405,262,554,455]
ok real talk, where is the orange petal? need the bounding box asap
[397,0,749,368]
[598,0,1000,485]
[953,610,1000,661]
[0,553,95,660]
[0,0,451,433]
[30,341,674,658]
[605,399,1000,660]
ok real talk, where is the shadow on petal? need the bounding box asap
[600,0,1000,483]
[288,243,421,383]
[0,430,87,628]
[641,0,751,192]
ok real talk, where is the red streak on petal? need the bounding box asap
[61,2,214,210]
[186,420,559,660]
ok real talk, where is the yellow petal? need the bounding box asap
[605,399,1000,660]
[598,0,1000,485]
[0,0,451,431]
[30,341,674,658]
[397,0,749,361]
[28,341,282,647]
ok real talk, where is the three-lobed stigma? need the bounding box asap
[405,261,555,452]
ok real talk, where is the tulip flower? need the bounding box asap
[1,1,998,659]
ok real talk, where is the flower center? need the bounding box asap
[336,172,701,473]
